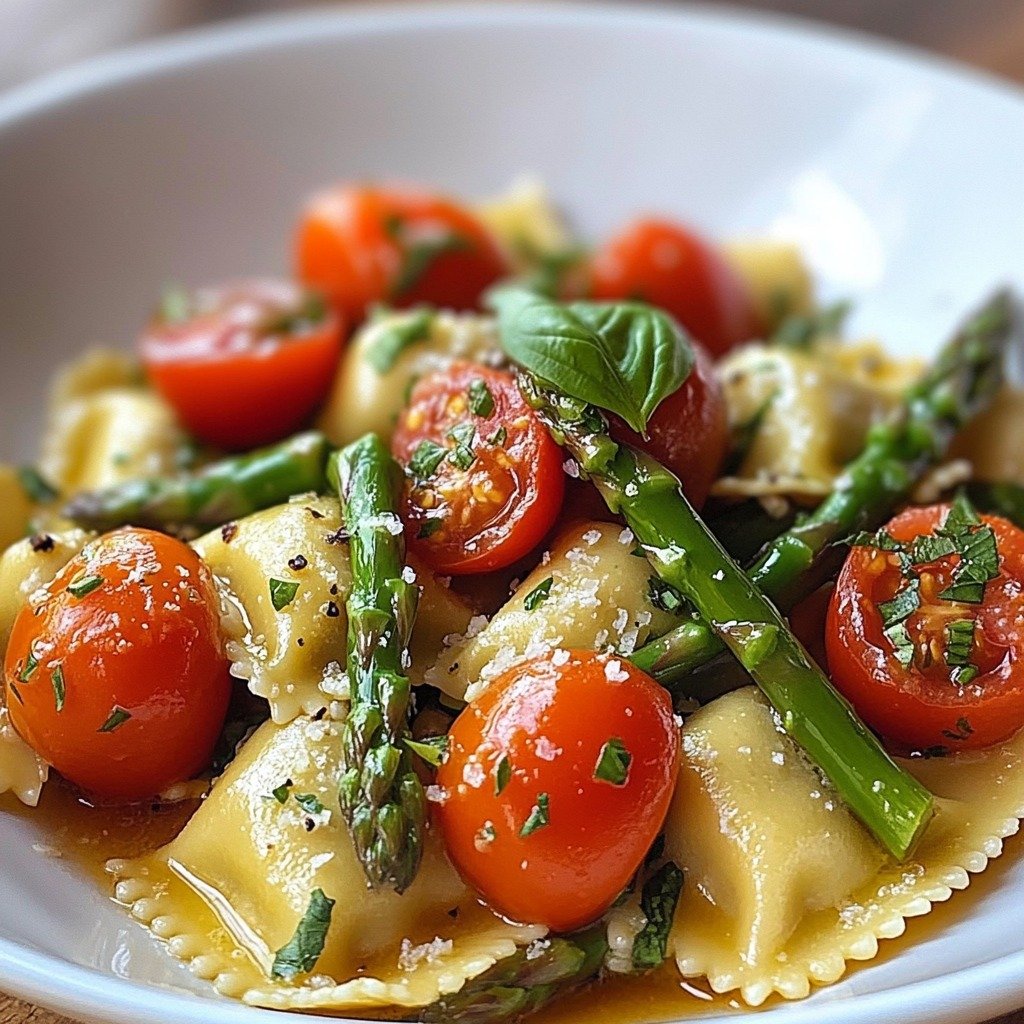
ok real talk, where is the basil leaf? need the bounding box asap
[17,648,38,683]
[467,378,496,418]
[884,622,915,667]
[494,754,511,795]
[944,618,975,668]
[938,524,999,604]
[50,666,65,712]
[98,706,132,732]
[909,534,958,563]
[258,291,327,337]
[519,793,550,837]
[269,578,300,611]
[271,888,335,980]
[878,577,920,628]
[271,781,293,804]
[159,284,192,325]
[405,735,449,768]
[364,309,434,373]
[417,517,443,539]
[523,576,553,611]
[492,287,694,435]
[943,491,982,534]
[769,299,851,350]
[632,862,684,971]
[594,738,631,786]
[409,439,447,480]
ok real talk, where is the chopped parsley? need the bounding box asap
[467,378,496,418]
[405,735,449,768]
[494,754,511,795]
[271,888,335,980]
[98,706,131,733]
[269,578,300,611]
[271,780,294,804]
[523,576,554,611]
[67,573,103,599]
[364,308,434,373]
[409,439,447,479]
[446,423,476,471]
[50,665,65,712]
[519,793,550,837]
[632,861,684,971]
[594,738,631,787]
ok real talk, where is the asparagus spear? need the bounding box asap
[419,928,607,1024]
[332,435,425,892]
[519,373,934,860]
[633,290,1015,686]
[63,431,331,531]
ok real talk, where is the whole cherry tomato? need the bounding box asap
[435,649,680,931]
[827,503,1024,751]
[296,185,508,325]
[4,528,232,802]
[140,279,342,451]
[392,363,565,575]
[590,218,760,358]
[609,342,728,508]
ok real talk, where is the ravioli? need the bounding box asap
[425,520,679,703]
[193,497,475,722]
[109,715,543,1009]
[667,687,1024,1005]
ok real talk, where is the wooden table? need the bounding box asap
[2,0,1024,1021]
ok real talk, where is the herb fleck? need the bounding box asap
[409,439,447,480]
[98,706,132,732]
[519,793,550,837]
[50,665,65,712]
[365,308,434,373]
[523,576,554,611]
[405,735,449,768]
[494,754,511,795]
[271,888,335,980]
[269,578,300,611]
[594,738,631,787]
[67,573,103,599]
[468,378,496,418]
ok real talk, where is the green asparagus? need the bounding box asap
[418,928,607,1024]
[633,290,1015,686]
[332,435,425,892]
[63,431,331,531]
[519,372,934,860]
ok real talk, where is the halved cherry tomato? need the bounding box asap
[608,342,728,508]
[435,650,679,931]
[827,504,1024,751]
[392,363,565,575]
[4,528,232,802]
[296,185,508,325]
[140,279,342,451]
[590,218,760,358]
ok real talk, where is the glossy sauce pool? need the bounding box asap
[1,781,1021,1023]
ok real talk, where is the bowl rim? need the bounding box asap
[1,3,1024,1022]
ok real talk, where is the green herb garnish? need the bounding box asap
[365,309,434,373]
[494,755,511,795]
[523,576,554,611]
[944,618,976,668]
[468,379,496,418]
[67,574,103,599]
[269,578,300,611]
[17,648,38,683]
[594,738,631,787]
[50,666,65,712]
[17,467,59,505]
[942,716,975,742]
[632,861,684,971]
[391,232,472,299]
[271,888,335,980]
[98,706,131,732]
[417,517,443,539]
[519,793,550,837]
[294,793,326,815]
[405,735,449,768]
[409,439,448,479]
[884,621,915,667]
[878,577,921,628]
[272,780,293,804]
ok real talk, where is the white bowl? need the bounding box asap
[1,4,1023,1023]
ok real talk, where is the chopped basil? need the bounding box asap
[884,621,915,667]
[50,665,65,712]
[405,735,449,768]
[409,439,447,479]
[847,528,902,551]
[294,793,326,815]
[269,578,300,611]
[17,648,38,683]
[391,232,472,299]
[942,716,974,742]
[594,738,631,787]
[417,517,443,539]
[258,291,327,337]
[523,576,553,611]
[951,665,979,686]
[944,618,976,667]
[908,533,958,564]
[632,861,684,971]
[487,426,508,447]
[365,309,434,373]
[98,706,131,732]
[647,576,686,614]
[494,754,511,795]
[159,284,192,325]
[67,573,103,599]
[938,522,999,604]
[449,446,476,471]
[446,423,476,471]
[467,378,496,418]
[17,466,59,505]
[519,793,550,837]
[271,888,335,980]
[272,781,293,804]
[878,577,920,629]
[768,300,851,350]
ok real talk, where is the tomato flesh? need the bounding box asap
[392,363,565,575]
[140,279,343,451]
[435,650,680,932]
[609,342,728,508]
[296,184,508,326]
[4,528,232,802]
[827,504,1024,751]
[590,218,760,358]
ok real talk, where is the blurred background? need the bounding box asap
[1,0,1024,94]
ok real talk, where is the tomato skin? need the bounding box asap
[140,279,343,451]
[590,218,760,358]
[608,342,728,508]
[4,528,231,802]
[435,650,680,932]
[296,185,509,325]
[392,363,565,575]
[826,505,1024,751]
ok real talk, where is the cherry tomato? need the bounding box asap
[827,504,1024,751]
[140,279,343,451]
[4,528,232,802]
[296,184,509,325]
[590,218,760,358]
[392,363,565,575]
[608,342,728,508]
[435,650,680,932]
